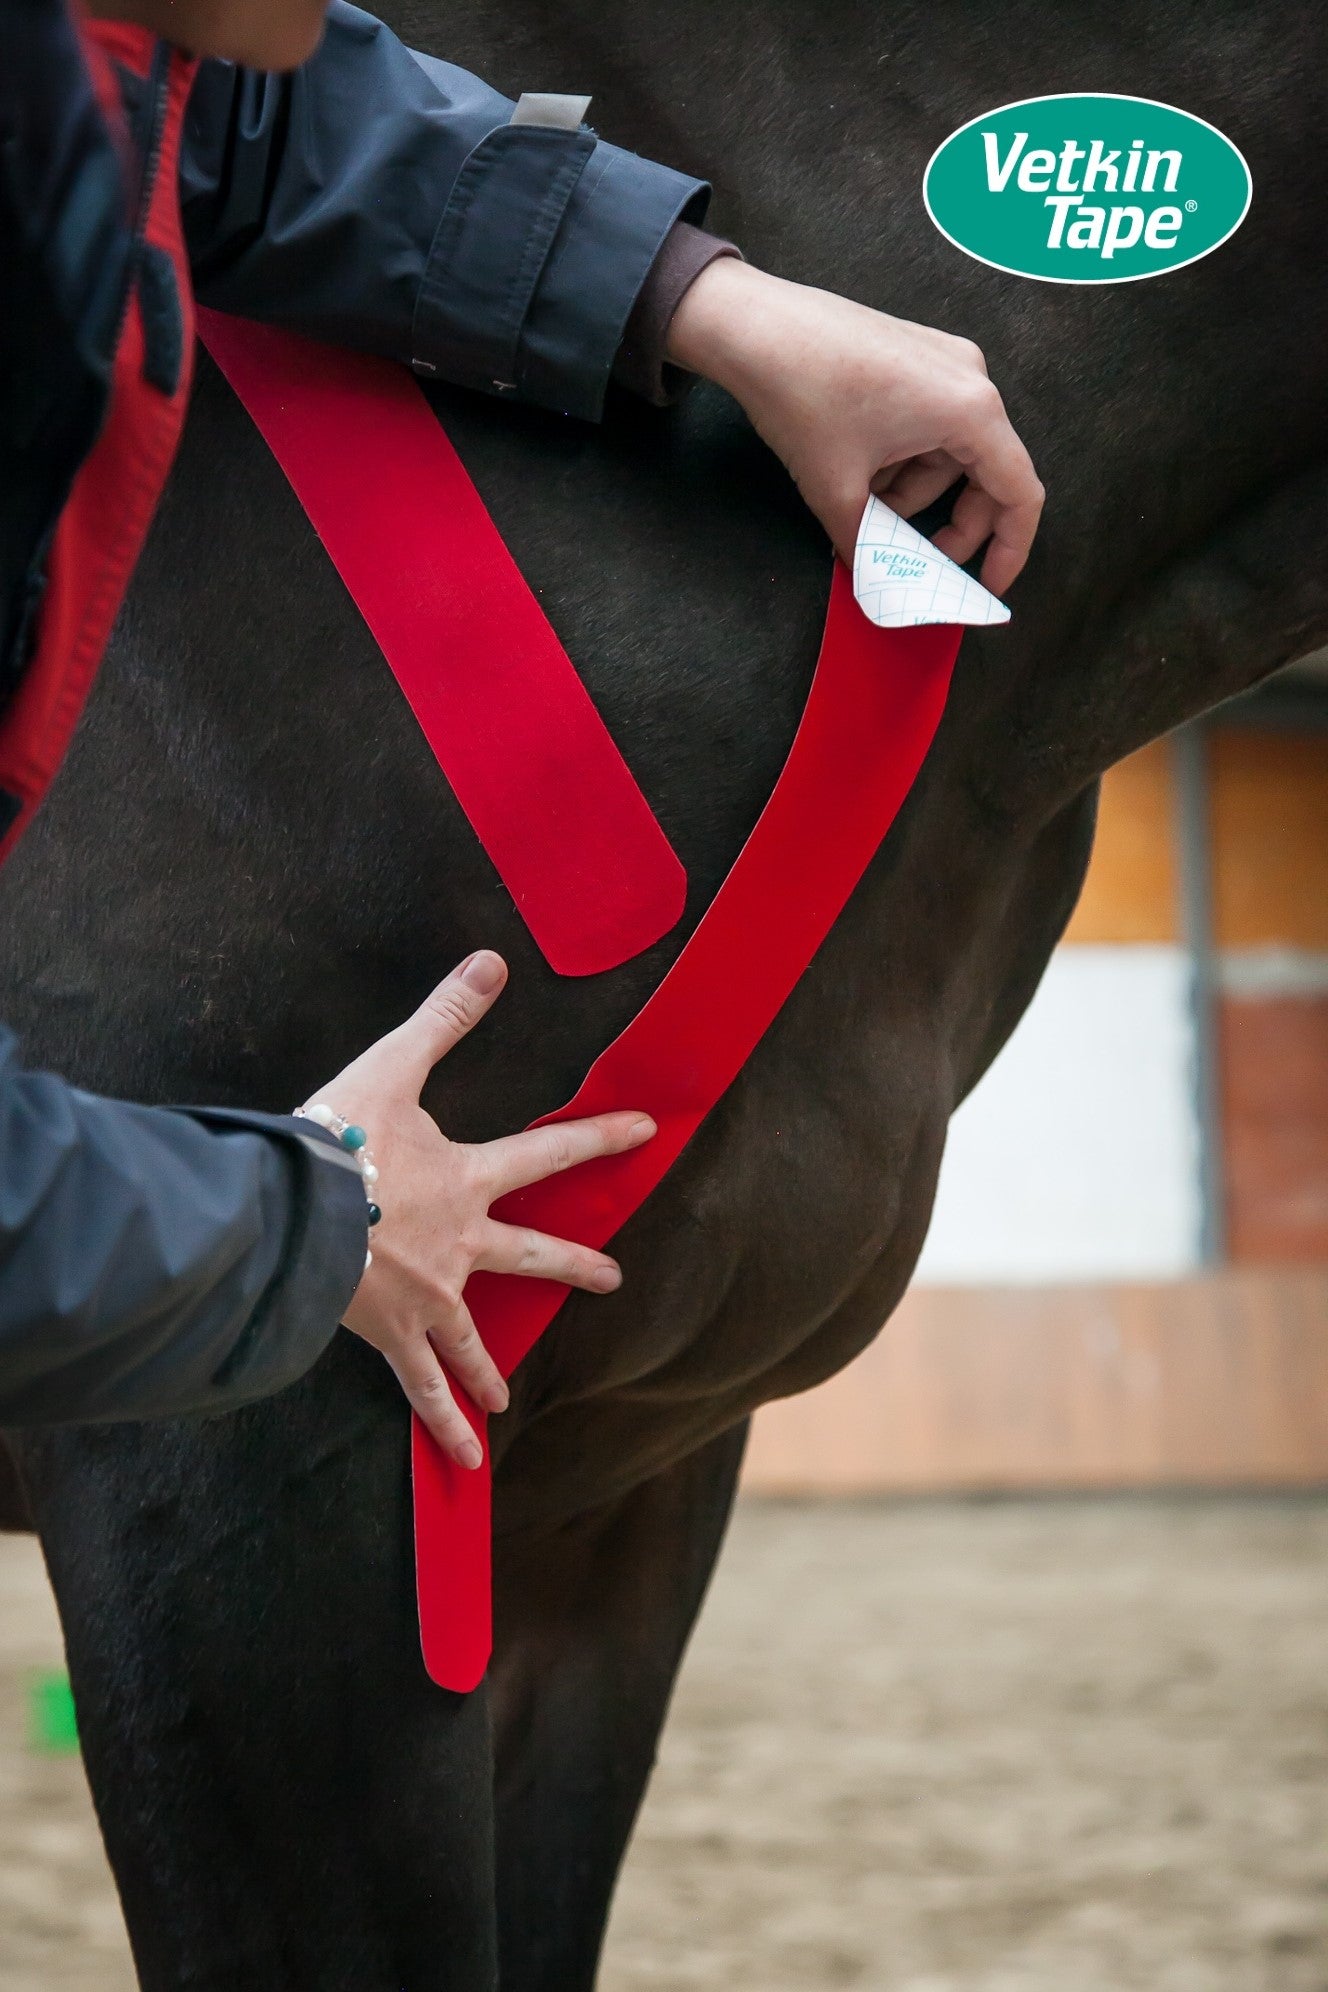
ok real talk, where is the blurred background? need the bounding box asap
[746,650,1328,1502]
[1,658,1324,1990]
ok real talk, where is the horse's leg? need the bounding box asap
[489,1421,748,1992]
[15,1339,500,1992]
[0,1437,33,1530]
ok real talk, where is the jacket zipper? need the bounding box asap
[113,39,172,349]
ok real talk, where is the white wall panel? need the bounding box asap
[915,946,1201,1283]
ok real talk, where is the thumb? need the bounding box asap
[373,951,509,1094]
[808,478,869,573]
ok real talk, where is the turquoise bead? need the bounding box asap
[340,1125,367,1153]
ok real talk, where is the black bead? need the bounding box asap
[367,1203,382,1227]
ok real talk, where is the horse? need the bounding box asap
[2,1,1325,1983]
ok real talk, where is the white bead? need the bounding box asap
[363,1248,373,1272]
[304,1103,337,1129]
[361,1161,379,1185]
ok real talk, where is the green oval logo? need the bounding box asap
[923,93,1252,283]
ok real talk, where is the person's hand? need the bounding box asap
[306,952,655,1468]
[665,258,1044,595]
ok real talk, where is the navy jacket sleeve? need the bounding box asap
[180,2,711,421]
[0,1030,368,1426]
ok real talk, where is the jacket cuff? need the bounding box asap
[182,1107,369,1396]
[613,221,743,406]
[411,121,710,422]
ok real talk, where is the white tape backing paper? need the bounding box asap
[853,495,1011,629]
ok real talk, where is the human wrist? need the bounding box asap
[663,256,789,396]
[615,224,742,404]
[295,1102,380,1276]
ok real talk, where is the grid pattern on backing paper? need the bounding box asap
[853,497,1011,628]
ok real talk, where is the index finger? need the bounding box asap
[478,1112,656,1201]
[369,951,509,1094]
[944,395,1045,592]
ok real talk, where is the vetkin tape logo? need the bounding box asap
[924,94,1252,283]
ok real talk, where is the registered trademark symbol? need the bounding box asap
[1184,199,1199,212]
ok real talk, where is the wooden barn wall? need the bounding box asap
[1209,732,1328,949]
[1211,730,1328,1261]
[1062,739,1178,944]
[1061,728,1328,1263]
[1220,997,1328,1262]
[742,1275,1328,1493]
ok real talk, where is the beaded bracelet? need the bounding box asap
[294,1103,381,1273]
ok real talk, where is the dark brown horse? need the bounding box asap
[2,2,1325,1983]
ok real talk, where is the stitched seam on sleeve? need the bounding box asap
[526,145,612,306]
[411,127,592,385]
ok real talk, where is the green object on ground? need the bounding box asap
[26,1668,79,1756]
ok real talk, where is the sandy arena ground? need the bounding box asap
[1,1496,1326,1990]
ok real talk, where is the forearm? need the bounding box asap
[0,1031,367,1426]
[182,2,711,420]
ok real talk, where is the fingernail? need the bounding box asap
[593,1262,622,1293]
[484,1381,510,1414]
[456,1437,483,1470]
[461,951,504,994]
[629,1117,657,1142]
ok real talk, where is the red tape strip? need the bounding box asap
[195,314,959,1691]
[196,312,686,978]
[412,573,959,1690]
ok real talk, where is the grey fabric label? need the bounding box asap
[510,92,592,131]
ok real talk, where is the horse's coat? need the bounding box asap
[1,3,1325,1985]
